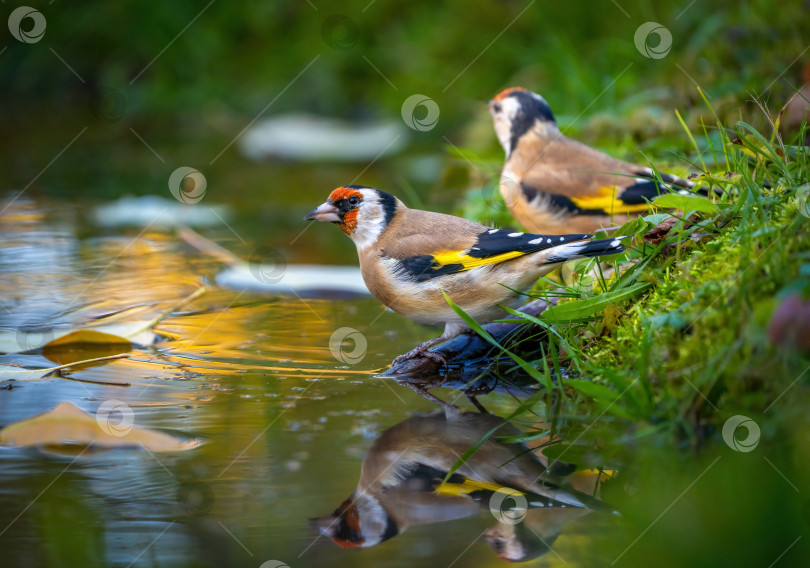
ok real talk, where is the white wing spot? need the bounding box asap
[508,232,523,237]
[546,238,552,243]
[527,237,544,245]
[470,246,480,250]
[611,239,621,247]
[560,236,565,241]
[488,229,499,234]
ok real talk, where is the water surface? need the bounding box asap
[1,197,607,568]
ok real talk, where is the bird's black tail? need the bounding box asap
[543,236,627,265]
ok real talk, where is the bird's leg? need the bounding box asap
[403,382,459,419]
[392,323,472,368]
[391,335,449,367]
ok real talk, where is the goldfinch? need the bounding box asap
[310,410,615,549]
[489,87,695,234]
[305,185,625,371]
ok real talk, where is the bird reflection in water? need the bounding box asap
[311,410,616,562]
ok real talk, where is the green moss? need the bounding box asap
[454,111,810,453]
[591,198,808,389]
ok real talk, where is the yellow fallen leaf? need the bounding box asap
[0,353,130,382]
[0,401,202,452]
[0,287,206,354]
[45,329,148,348]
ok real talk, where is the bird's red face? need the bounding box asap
[304,186,365,236]
[327,186,364,236]
[305,185,399,249]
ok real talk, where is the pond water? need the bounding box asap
[1,189,807,568]
[0,195,618,568]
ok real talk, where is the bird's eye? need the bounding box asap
[348,196,360,206]
[492,103,502,113]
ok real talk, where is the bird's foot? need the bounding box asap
[391,338,448,368]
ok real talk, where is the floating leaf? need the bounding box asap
[652,193,718,214]
[0,288,205,354]
[0,401,202,451]
[541,283,652,323]
[0,354,130,383]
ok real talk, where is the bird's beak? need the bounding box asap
[304,202,341,222]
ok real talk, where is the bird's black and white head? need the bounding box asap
[488,87,558,157]
[304,185,400,249]
[309,492,399,549]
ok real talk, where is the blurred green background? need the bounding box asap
[2,2,809,567]
[2,0,807,224]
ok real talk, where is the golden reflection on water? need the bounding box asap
[6,199,549,568]
[9,197,804,568]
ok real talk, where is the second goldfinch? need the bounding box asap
[305,185,625,365]
[489,87,694,234]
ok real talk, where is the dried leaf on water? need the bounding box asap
[0,401,202,451]
[0,287,206,354]
[0,353,130,383]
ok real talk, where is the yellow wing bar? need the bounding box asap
[570,186,651,215]
[435,478,509,497]
[430,249,526,271]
